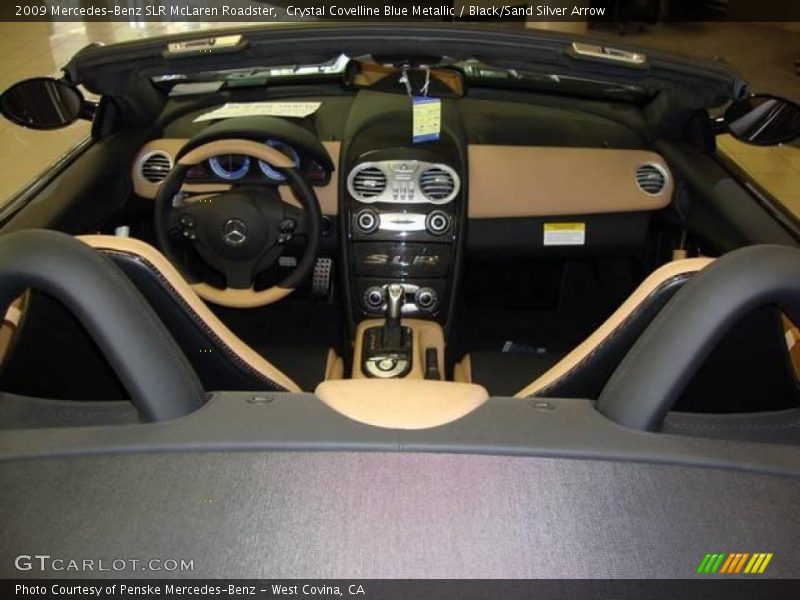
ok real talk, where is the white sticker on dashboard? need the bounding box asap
[194,102,321,121]
[543,223,586,246]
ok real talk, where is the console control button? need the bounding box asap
[415,287,438,311]
[377,358,398,372]
[363,286,386,309]
[425,210,451,236]
[354,209,379,234]
[279,218,297,232]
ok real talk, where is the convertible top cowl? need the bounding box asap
[63,24,746,125]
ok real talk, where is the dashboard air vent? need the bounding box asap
[349,165,387,201]
[140,151,173,183]
[419,166,457,203]
[635,164,667,195]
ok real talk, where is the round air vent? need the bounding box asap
[348,164,387,202]
[635,164,667,195]
[419,165,459,203]
[140,151,173,183]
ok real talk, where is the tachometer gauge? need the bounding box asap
[209,154,250,180]
[258,139,300,182]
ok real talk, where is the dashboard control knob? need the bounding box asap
[414,287,438,311]
[425,210,451,236]
[363,286,386,310]
[354,209,379,234]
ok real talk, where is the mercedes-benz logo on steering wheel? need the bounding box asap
[222,219,248,247]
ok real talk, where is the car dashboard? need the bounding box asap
[131,90,673,335]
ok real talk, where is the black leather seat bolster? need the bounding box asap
[599,245,800,431]
[531,274,691,398]
[108,251,293,392]
[469,273,692,398]
[0,230,204,421]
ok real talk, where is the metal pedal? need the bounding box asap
[311,258,333,300]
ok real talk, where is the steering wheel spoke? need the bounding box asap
[220,259,257,290]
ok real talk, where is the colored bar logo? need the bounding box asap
[696,552,773,574]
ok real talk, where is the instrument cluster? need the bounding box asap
[185,138,330,186]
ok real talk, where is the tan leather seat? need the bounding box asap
[1,236,342,397]
[455,258,714,398]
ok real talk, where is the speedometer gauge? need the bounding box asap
[258,139,300,182]
[209,154,250,180]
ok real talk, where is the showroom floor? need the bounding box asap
[0,20,797,215]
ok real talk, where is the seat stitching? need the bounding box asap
[91,249,204,397]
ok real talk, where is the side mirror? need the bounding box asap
[723,94,800,146]
[0,77,92,130]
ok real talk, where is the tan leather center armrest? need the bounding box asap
[315,379,489,430]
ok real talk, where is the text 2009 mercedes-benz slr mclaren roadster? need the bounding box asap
[1,23,799,582]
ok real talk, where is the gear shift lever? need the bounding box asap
[382,283,405,349]
[361,283,413,378]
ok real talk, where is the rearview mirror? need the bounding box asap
[723,94,800,146]
[0,77,89,130]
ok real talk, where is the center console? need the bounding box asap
[344,150,463,325]
[342,150,464,379]
[338,93,468,380]
[352,284,447,380]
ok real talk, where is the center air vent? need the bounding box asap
[635,164,667,195]
[419,166,459,203]
[348,165,387,202]
[140,151,173,183]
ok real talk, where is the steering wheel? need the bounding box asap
[154,139,321,308]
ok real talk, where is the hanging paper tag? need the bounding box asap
[412,97,441,144]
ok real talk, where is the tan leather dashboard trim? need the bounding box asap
[514,257,713,398]
[78,235,302,392]
[315,379,489,430]
[131,139,340,215]
[467,145,674,218]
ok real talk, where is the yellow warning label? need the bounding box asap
[543,223,586,246]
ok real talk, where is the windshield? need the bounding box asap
[149,53,654,104]
[150,53,351,90]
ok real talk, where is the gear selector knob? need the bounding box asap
[386,283,404,323]
[382,283,405,350]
